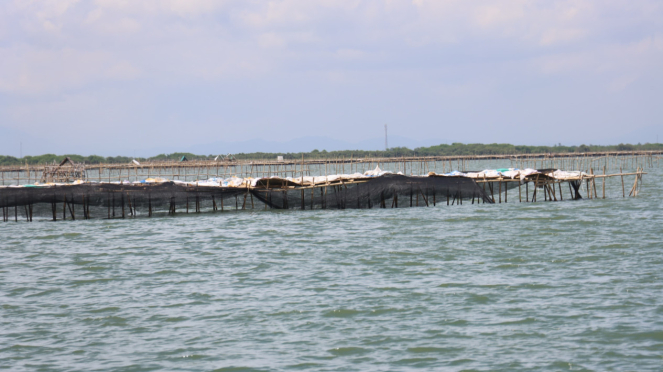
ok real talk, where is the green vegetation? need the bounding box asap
[0,154,135,166]
[1,143,662,166]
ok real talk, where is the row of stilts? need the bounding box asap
[0,168,647,222]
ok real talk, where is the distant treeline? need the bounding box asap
[1,142,662,166]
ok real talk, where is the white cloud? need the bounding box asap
[608,74,638,92]
[257,32,287,48]
[91,0,231,17]
[532,32,663,96]
[1,0,662,151]
[539,28,587,46]
[472,2,526,28]
[0,46,120,94]
[104,60,141,80]
[335,48,368,61]
[2,0,659,92]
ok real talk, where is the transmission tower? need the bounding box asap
[384,124,388,151]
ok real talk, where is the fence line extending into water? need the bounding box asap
[0,150,661,186]
[0,169,648,222]
[0,163,652,222]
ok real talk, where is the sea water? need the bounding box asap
[1,166,662,371]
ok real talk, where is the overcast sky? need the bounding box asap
[1,0,662,156]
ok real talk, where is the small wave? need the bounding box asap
[328,347,368,356]
[160,316,189,323]
[437,283,466,288]
[71,278,113,286]
[34,234,64,240]
[407,347,462,354]
[268,310,305,316]
[212,367,268,372]
[400,261,426,266]
[89,307,120,313]
[518,283,555,289]
[574,255,602,262]
[449,358,474,365]
[285,362,323,369]
[368,308,404,316]
[154,270,181,275]
[323,309,361,318]
[497,317,537,325]
[446,319,468,326]
[73,260,95,266]
[25,288,62,297]
[83,315,127,327]
[466,293,490,304]
[79,266,107,272]
[394,357,437,365]
[629,330,663,341]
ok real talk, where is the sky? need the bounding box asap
[1,0,662,157]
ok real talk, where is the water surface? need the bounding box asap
[1,166,662,371]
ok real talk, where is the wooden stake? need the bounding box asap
[558,182,563,201]
[629,167,639,197]
[620,167,625,197]
[592,169,598,199]
[498,181,501,203]
[602,165,606,199]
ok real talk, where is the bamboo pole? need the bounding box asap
[628,168,639,197]
[591,169,598,199]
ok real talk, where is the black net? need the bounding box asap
[251,174,493,210]
[0,183,247,220]
[1,175,495,220]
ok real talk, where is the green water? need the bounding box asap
[1,166,662,371]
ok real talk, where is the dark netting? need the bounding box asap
[0,175,498,220]
[0,183,247,221]
[251,174,493,210]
